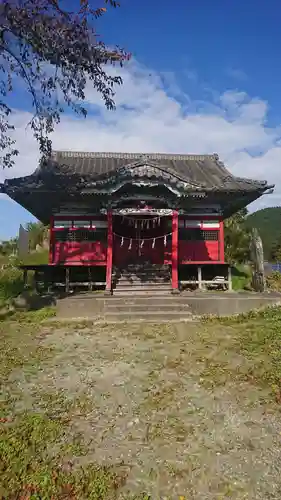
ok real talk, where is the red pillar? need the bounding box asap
[171,210,179,292]
[49,216,54,264]
[219,219,225,262]
[105,210,113,294]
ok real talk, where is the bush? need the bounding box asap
[266,271,281,292]
[0,266,24,305]
[231,265,252,291]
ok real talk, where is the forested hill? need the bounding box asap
[245,207,281,260]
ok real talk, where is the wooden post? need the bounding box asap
[65,267,70,294]
[228,265,232,291]
[219,219,225,262]
[171,210,179,293]
[198,266,203,290]
[88,267,93,292]
[105,210,113,295]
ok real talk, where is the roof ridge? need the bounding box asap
[52,151,219,161]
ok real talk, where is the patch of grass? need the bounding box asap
[237,311,281,395]
[0,325,57,387]
[0,306,56,323]
[231,264,251,291]
[199,359,234,389]
[0,265,24,305]
[205,306,281,400]
[0,413,126,500]
[142,382,179,411]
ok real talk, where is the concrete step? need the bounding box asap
[114,281,171,288]
[113,286,172,294]
[104,311,193,322]
[113,279,170,286]
[100,296,188,305]
[113,281,171,290]
[106,303,190,312]
[113,290,173,296]
[113,274,170,281]
[124,264,170,271]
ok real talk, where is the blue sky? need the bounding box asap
[1,0,281,240]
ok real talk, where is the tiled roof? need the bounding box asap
[46,151,269,192]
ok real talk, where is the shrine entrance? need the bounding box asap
[112,211,172,267]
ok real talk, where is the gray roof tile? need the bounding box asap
[47,151,269,192]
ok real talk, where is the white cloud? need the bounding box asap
[1,59,280,212]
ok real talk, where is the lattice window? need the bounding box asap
[179,229,219,241]
[54,229,107,242]
[202,230,219,241]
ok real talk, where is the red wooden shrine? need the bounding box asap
[1,151,273,293]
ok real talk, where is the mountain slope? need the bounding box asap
[245,207,281,260]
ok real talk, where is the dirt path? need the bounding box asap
[2,320,281,499]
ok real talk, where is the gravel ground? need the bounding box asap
[3,320,281,499]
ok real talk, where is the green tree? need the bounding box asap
[270,235,281,262]
[224,209,251,265]
[26,221,48,250]
[245,207,281,260]
[0,238,18,256]
[0,0,130,168]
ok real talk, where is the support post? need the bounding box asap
[171,210,179,293]
[219,219,225,262]
[49,217,54,264]
[105,210,113,295]
[198,266,203,290]
[228,265,232,291]
[65,267,70,294]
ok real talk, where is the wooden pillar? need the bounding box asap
[198,266,203,290]
[219,219,225,262]
[49,217,54,264]
[65,267,70,294]
[105,210,113,294]
[171,210,179,293]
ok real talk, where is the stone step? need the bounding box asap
[113,286,172,294]
[113,282,171,288]
[124,264,170,270]
[99,296,189,305]
[115,271,170,277]
[113,273,171,280]
[113,290,173,296]
[114,275,170,282]
[114,282,171,289]
[104,311,193,322]
[106,303,190,312]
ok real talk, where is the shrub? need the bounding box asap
[266,271,281,292]
[0,266,24,305]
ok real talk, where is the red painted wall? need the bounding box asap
[50,216,107,266]
[165,216,224,264]
[49,214,225,266]
[52,241,107,265]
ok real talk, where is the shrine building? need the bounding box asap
[0,151,273,294]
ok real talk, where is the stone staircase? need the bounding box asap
[102,295,193,322]
[56,264,193,322]
[112,263,172,295]
[56,293,193,322]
